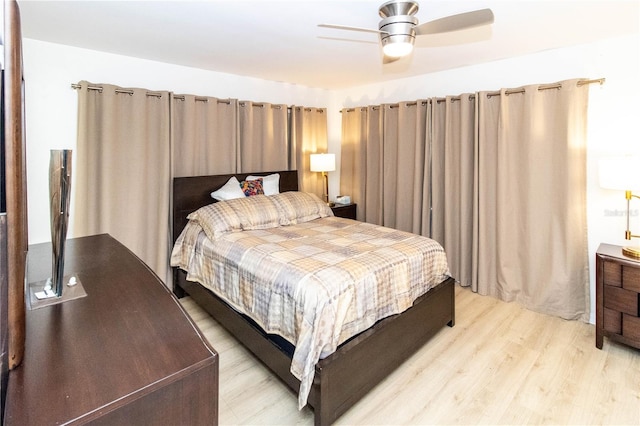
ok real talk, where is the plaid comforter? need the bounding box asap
[171,195,450,409]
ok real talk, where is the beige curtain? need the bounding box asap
[75,83,314,286]
[430,95,477,287]
[171,95,238,177]
[382,102,428,234]
[74,81,171,282]
[238,101,289,172]
[340,107,367,222]
[474,79,590,321]
[339,106,383,223]
[291,106,327,197]
[365,107,384,225]
[340,79,591,321]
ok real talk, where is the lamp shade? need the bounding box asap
[310,153,335,172]
[599,156,640,191]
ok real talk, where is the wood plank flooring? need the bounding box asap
[180,285,640,425]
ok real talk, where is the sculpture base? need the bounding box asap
[27,274,87,310]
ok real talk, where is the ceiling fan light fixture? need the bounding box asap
[383,41,413,57]
[319,1,495,65]
[379,13,417,58]
[381,35,414,57]
[379,0,419,18]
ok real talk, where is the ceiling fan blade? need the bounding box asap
[318,23,385,35]
[318,36,378,45]
[414,8,494,36]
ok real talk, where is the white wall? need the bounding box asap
[333,34,640,323]
[23,34,639,323]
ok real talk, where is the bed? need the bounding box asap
[171,170,455,426]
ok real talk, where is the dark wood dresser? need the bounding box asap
[4,234,218,424]
[596,243,640,350]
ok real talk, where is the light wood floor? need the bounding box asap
[180,285,640,425]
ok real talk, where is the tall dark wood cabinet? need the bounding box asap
[1,0,29,421]
[0,215,7,419]
[4,234,219,424]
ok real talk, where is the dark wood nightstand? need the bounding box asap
[331,203,357,220]
[596,243,640,350]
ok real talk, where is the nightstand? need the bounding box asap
[331,203,357,220]
[596,243,640,350]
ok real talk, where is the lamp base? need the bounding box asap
[622,246,640,259]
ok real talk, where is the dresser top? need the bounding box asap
[5,234,217,424]
[597,243,640,265]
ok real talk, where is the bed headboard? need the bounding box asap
[172,170,299,243]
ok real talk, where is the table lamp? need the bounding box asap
[599,156,640,259]
[310,153,335,205]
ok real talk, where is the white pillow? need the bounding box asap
[246,173,280,196]
[210,176,246,201]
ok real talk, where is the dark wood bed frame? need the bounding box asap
[172,170,455,426]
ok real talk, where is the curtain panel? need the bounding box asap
[74,81,172,282]
[171,95,238,177]
[238,101,289,173]
[430,94,477,288]
[340,107,367,222]
[339,106,384,224]
[475,80,590,321]
[382,101,429,235]
[340,79,591,321]
[291,106,328,198]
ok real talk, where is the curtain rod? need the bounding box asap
[173,95,231,104]
[71,83,233,103]
[71,84,326,112]
[239,101,285,110]
[237,103,325,112]
[487,77,605,98]
[294,106,326,113]
[341,78,605,112]
[71,83,165,98]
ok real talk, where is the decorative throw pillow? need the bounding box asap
[210,176,246,201]
[246,173,280,196]
[240,178,264,196]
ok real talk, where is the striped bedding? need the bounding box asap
[171,192,450,408]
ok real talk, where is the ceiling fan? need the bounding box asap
[318,0,494,64]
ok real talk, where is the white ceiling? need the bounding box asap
[17,0,640,90]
